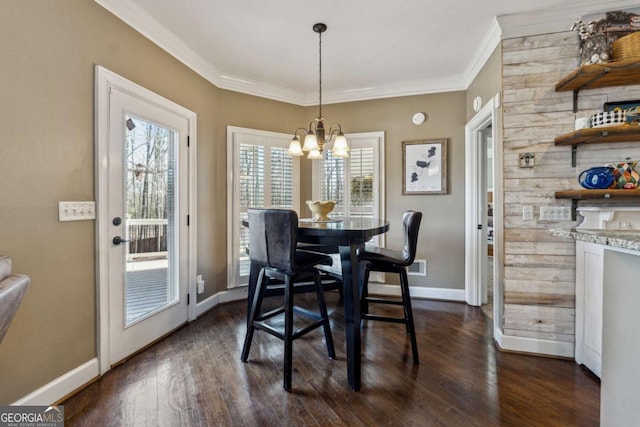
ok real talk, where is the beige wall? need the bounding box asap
[0,0,474,404]
[0,0,304,403]
[466,45,502,121]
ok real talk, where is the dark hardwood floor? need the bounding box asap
[63,292,600,426]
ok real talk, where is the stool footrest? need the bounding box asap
[365,296,404,306]
[252,318,325,341]
[293,306,322,321]
[256,307,285,322]
[292,319,325,340]
[362,313,407,324]
[254,322,285,340]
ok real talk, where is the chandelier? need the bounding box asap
[288,23,349,159]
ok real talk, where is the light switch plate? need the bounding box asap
[540,206,572,221]
[522,205,534,221]
[59,201,96,221]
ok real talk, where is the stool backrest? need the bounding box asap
[248,208,298,272]
[400,210,422,266]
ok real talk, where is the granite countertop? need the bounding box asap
[549,228,640,252]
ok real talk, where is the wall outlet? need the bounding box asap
[59,201,96,221]
[522,205,534,221]
[196,274,204,294]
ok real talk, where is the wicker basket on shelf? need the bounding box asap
[612,32,640,60]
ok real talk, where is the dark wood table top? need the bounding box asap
[296,217,388,244]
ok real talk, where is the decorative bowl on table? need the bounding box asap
[306,200,336,221]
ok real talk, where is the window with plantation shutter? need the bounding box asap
[312,131,385,245]
[227,127,299,288]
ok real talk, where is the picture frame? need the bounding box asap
[604,100,640,126]
[402,138,448,195]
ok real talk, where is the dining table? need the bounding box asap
[245,216,389,391]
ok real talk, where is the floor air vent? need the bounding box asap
[407,259,427,276]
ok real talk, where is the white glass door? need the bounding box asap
[107,88,189,365]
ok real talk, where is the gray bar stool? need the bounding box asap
[358,210,422,364]
[241,208,336,391]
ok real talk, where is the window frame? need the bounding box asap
[226,126,300,288]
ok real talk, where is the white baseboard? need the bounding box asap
[12,358,99,406]
[494,328,575,358]
[368,283,466,302]
[196,286,248,317]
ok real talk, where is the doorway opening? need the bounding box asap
[464,94,502,339]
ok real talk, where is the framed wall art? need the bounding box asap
[402,138,448,195]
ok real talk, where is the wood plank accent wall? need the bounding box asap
[501,32,640,345]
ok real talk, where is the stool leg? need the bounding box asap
[283,275,294,391]
[400,270,419,365]
[314,270,335,359]
[241,268,266,362]
[359,262,371,328]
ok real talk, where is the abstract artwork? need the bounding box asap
[402,139,448,195]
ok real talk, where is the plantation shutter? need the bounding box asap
[228,128,299,288]
[313,132,383,220]
[318,151,345,217]
[349,146,376,218]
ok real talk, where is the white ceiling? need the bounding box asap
[97,0,638,105]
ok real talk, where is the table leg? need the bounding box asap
[339,243,361,391]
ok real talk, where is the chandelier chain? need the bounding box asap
[318,29,322,119]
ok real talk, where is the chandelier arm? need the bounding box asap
[293,127,309,138]
[328,123,342,134]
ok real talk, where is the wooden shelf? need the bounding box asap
[554,126,640,166]
[556,189,640,200]
[555,189,640,220]
[555,59,640,113]
[555,125,640,146]
[555,59,640,92]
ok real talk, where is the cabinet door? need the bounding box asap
[575,240,604,378]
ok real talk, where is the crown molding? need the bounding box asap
[498,0,640,39]
[463,18,502,88]
[95,0,308,104]
[316,75,467,105]
[94,0,472,105]
[97,0,634,105]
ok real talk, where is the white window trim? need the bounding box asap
[226,126,300,289]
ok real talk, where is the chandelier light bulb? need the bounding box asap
[302,131,319,152]
[307,149,323,160]
[332,147,349,158]
[287,136,303,156]
[333,132,349,151]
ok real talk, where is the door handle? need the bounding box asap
[112,236,130,245]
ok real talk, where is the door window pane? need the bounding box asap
[124,116,177,324]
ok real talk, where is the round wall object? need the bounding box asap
[412,112,426,125]
[473,96,483,112]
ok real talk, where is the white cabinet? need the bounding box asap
[575,240,604,378]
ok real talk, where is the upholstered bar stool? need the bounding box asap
[358,210,422,364]
[241,208,336,391]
